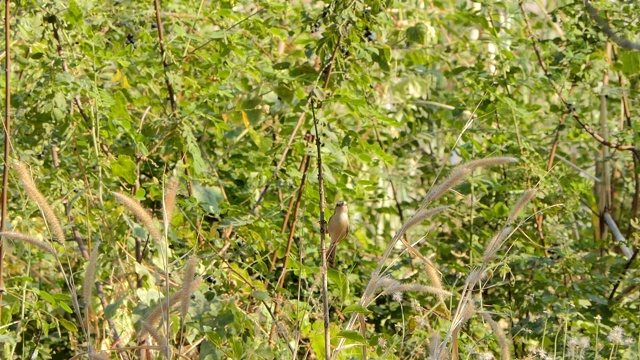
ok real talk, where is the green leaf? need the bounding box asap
[110,91,133,131]
[66,0,84,26]
[342,304,372,315]
[182,122,207,175]
[192,182,224,214]
[38,290,57,307]
[251,290,270,301]
[105,296,127,320]
[58,301,73,314]
[111,155,137,185]
[619,50,640,78]
[336,330,366,343]
[58,318,78,332]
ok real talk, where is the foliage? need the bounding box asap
[0,0,639,359]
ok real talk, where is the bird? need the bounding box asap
[326,201,349,268]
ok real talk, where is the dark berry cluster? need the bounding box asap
[125,33,135,45]
[364,27,376,42]
[311,20,322,33]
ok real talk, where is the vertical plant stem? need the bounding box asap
[312,101,330,360]
[250,36,342,215]
[153,0,176,115]
[268,146,312,344]
[0,0,11,319]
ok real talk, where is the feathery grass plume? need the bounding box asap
[163,177,180,230]
[451,299,476,333]
[0,231,56,255]
[141,320,171,359]
[179,255,199,321]
[465,268,485,287]
[402,206,449,233]
[479,312,510,360]
[88,352,110,360]
[482,226,513,263]
[83,243,101,306]
[429,333,443,360]
[140,279,201,338]
[373,276,401,293]
[379,283,452,298]
[462,157,518,171]
[112,191,163,244]
[506,189,537,224]
[423,258,445,301]
[13,161,66,243]
[421,167,471,208]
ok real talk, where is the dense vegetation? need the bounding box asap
[0,0,638,359]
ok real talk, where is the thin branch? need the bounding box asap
[311,101,330,360]
[518,0,637,152]
[153,0,177,115]
[250,35,343,215]
[602,212,633,259]
[584,0,640,50]
[609,247,639,301]
[51,25,92,126]
[268,135,313,344]
[0,0,11,317]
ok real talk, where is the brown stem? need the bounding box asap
[311,101,330,360]
[250,36,343,215]
[585,0,640,50]
[0,0,11,318]
[268,145,312,343]
[153,0,177,115]
[51,25,92,126]
[626,151,640,239]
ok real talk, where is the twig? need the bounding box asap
[51,25,92,126]
[518,0,637,152]
[153,0,176,115]
[268,135,312,343]
[609,248,639,301]
[0,0,11,317]
[250,35,343,215]
[584,0,640,50]
[312,100,331,360]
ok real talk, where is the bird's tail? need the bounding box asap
[326,241,338,268]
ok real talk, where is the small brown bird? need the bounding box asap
[326,201,349,268]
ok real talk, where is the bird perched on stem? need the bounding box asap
[326,201,349,268]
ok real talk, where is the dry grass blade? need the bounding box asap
[379,283,452,298]
[112,191,163,244]
[13,161,66,243]
[0,231,56,255]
